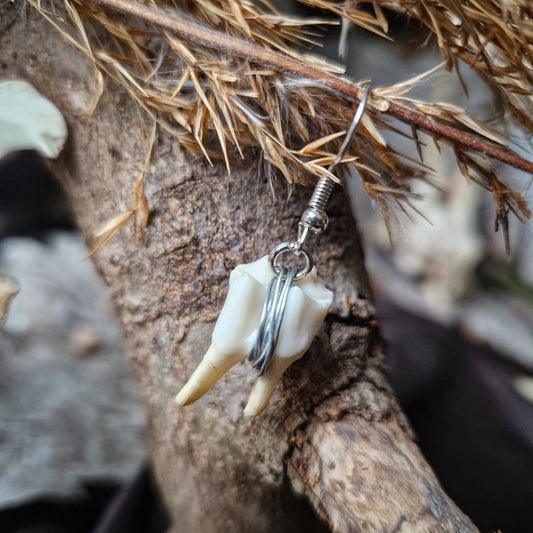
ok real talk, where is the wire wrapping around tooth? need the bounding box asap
[249,265,297,376]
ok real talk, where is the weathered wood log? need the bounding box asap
[1,6,478,532]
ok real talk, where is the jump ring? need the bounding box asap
[268,242,314,280]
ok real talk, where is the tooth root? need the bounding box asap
[175,345,243,406]
[243,356,296,417]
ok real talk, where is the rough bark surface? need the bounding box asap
[1,7,478,532]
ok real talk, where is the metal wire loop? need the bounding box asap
[249,265,297,376]
[269,241,314,280]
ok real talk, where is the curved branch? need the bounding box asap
[2,6,479,531]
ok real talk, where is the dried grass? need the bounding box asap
[31,0,533,251]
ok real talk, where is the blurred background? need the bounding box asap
[1,5,533,533]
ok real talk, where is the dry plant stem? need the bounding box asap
[95,0,533,174]
[2,7,478,532]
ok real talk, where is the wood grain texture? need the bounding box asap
[1,6,478,532]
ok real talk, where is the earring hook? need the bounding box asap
[328,85,371,174]
[295,85,371,249]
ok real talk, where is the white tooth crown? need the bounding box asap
[175,256,333,416]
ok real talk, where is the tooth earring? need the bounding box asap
[176,87,370,416]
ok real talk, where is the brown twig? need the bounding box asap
[94,0,533,174]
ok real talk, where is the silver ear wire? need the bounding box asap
[297,85,371,249]
[330,85,370,173]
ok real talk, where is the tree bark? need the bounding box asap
[1,6,478,532]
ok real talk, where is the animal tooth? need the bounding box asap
[244,357,293,417]
[175,345,241,406]
[175,256,333,415]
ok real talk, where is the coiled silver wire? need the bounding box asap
[249,265,297,376]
